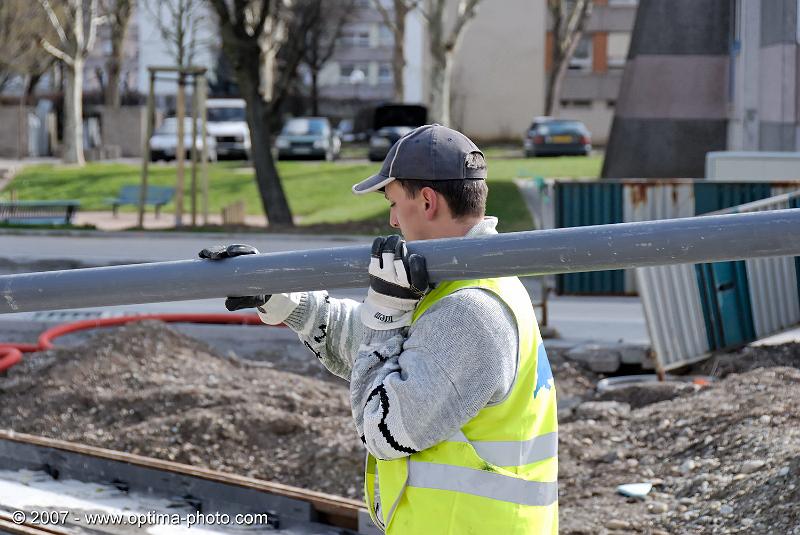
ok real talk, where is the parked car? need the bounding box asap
[368,104,428,162]
[149,117,218,162]
[335,119,366,143]
[206,98,251,160]
[275,117,341,161]
[524,117,592,157]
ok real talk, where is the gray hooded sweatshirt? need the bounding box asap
[275,217,520,461]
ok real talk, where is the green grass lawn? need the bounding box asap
[4,153,601,233]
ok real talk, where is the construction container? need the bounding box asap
[637,191,800,371]
[706,151,800,181]
[542,178,800,294]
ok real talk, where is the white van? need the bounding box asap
[206,98,251,160]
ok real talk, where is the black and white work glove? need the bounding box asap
[198,244,302,322]
[360,235,429,330]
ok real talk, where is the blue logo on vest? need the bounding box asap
[534,344,554,399]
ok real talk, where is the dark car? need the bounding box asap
[368,104,428,162]
[524,117,592,157]
[275,117,341,161]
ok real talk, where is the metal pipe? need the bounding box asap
[2,209,800,314]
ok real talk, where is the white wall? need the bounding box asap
[404,9,426,104]
[450,0,547,141]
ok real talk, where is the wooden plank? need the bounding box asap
[0,430,363,525]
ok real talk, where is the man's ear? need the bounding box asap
[420,187,438,220]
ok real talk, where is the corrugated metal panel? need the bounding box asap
[744,194,800,338]
[638,190,800,371]
[622,183,695,293]
[694,182,772,214]
[637,264,709,371]
[554,179,800,296]
[555,182,624,294]
[793,197,800,306]
[746,255,800,337]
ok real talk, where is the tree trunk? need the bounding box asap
[237,59,293,227]
[106,55,122,108]
[311,70,319,116]
[545,29,583,117]
[429,50,453,125]
[392,2,406,102]
[175,76,186,227]
[63,58,85,165]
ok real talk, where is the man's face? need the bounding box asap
[384,181,427,241]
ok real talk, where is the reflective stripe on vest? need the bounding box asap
[448,430,558,467]
[407,461,558,507]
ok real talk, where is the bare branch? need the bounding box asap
[254,0,273,38]
[38,0,70,46]
[444,0,480,51]
[84,0,103,55]
[555,0,591,52]
[413,0,430,21]
[40,38,74,66]
[372,0,397,33]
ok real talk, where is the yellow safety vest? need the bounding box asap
[364,277,558,534]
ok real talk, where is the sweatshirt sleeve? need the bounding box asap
[349,288,519,460]
[282,291,368,381]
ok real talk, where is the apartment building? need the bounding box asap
[546,0,638,144]
[315,0,397,116]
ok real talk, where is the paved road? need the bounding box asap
[0,230,650,345]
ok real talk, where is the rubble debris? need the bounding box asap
[617,483,653,499]
[2,321,800,533]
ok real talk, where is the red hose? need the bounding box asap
[0,313,270,373]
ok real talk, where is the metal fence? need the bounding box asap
[519,178,800,295]
[637,191,800,371]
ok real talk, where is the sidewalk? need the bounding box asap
[73,210,268,231]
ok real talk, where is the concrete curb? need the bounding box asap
[0,227,367,242]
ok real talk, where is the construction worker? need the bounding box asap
[199,124,558,533]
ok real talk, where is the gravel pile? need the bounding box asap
[0,321,363,499]
[559,364,800,534]
[2,321,799,533]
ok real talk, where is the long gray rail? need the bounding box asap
[3,209,800,314]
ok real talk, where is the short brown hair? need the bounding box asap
[395,179,488,219]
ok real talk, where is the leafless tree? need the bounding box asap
[37,0,105,165]
[144,0,206,69]
[0,0,54,96]
[99,0,135,108]
[298,0,355,116]
[545,0,592,116]
[371,0,417,102]
[422,0,482,126]
[206,0,316,227]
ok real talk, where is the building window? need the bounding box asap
[340,63,369,84]
[606,100,616,108]
[340,28,371,48]
[568,35,592,70]
[560,99,593,109]
[378,63,393,84]
[608,32,630,69]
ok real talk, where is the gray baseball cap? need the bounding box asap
[352,124,487,195]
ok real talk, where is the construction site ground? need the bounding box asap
[1,320,798,534]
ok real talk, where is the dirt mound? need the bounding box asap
[3,321,800,533]
[0,321,363,498]
[692,342,800,377]
[560,366,800,534]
